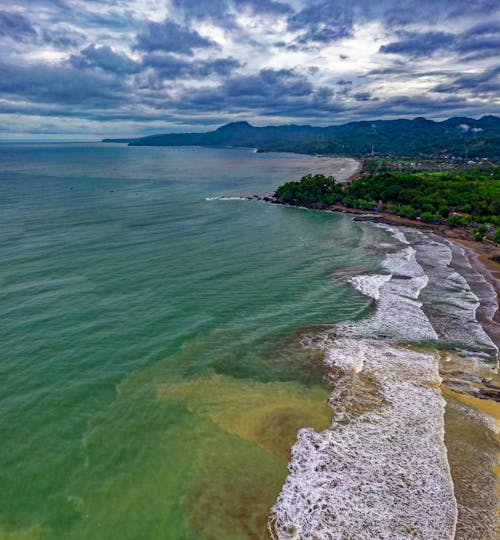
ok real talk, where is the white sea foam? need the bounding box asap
[413,235,499,358]
[269,340,457,540]
[451,241,499,323]
[342,246,437,342]
[204,196,247,201]
[270,221,500,539]
[348,273,392,300]
[374,222,410,244]
[269,227,466,539]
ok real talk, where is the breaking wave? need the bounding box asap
[269,222,498,539]
[269,339,457,540]
[205,196,247,201]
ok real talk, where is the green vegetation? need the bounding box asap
[105,116,500,160]
[275,174,343,204]
[494,229,500,245]
[274,165,500,242]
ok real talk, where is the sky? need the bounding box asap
[0,0,499,139]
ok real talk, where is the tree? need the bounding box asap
[421,212,435,223]
[399,205,418,219]
[493,229,500,245]
[275,174,342,204]
[474,224,489,241]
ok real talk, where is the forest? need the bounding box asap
[274,166,500,242]
[104,116,500,160]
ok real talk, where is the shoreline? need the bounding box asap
[265,197,500,335]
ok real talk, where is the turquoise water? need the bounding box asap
[0,144,382,539]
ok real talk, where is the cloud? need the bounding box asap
[0,10,36,40]
[288,1,354,43]
[70,44,140,74]
[175,68,340,119]
[0,61,125,104]
[380,0,498,27]
[0,0,499,135]
[171,0,291,24]
[41,26,85,48]
[379,31,456,57]
[433,66,500,96]
[379,22,500,62]
[353,91,377,102]
[455,21,500,59]
[225,69,312,98]
[135,19,216,54]
[143,52,241,79]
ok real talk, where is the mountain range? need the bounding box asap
[103,116,500,159]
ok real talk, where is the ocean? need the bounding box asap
[0,143,498,539]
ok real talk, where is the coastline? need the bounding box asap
[269,210,499,538]
[266,198,500,333]
[359,212,500,331]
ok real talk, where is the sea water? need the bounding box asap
[0,144,497,539]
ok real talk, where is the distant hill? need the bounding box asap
[102,116,500,159]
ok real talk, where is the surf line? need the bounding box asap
[269,226,459,540]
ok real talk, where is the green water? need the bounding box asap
[0,144,383,539]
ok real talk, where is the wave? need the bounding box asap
[348,273,392,301]
[374,222,410,245]
[269,339,457,540]
[269,224,499,539]
[412,234,498,359]
[204,196,247,201]
[342,245,437,343]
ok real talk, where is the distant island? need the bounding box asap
[103,116,500,159]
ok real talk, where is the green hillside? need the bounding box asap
[103,116,500,159]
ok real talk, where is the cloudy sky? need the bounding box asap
[0,0,499,138]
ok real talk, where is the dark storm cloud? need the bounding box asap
[135,19,215,55]
[244,0,291,15]
[455,21,500,60]
[171,0,291,23]
[0,10,36,40]
[0,61,125,104]
[67,5,136,31]
[288,1,354,43]
[380,0,498,26]
[142,52,241,79]
[41,26,85,48]
[169,0,230,22]
[380,31,456,57]
[445,0,498,19]
[380,23,499,61]
[175,68,340,118]
[224,69,312,98]
[70,44,140,74]
[433,67,500,95]
[359,94,468,117]
[1,0,499,135]
[353,92,377,102]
